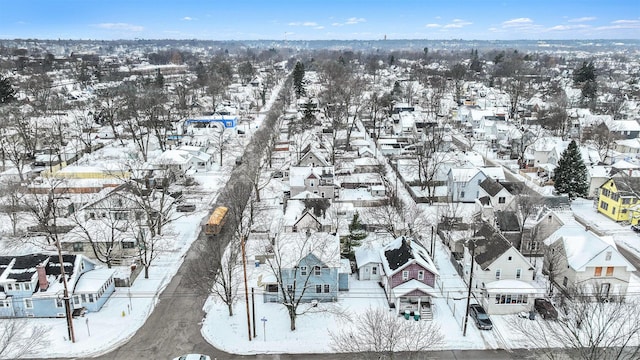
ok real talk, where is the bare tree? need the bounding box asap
[66,192,139,268]
[0,320,49,359]
[186,232,242,316]
[510,289,640,360]
[0,181,27,236]
[330,307,444,360]
[259,228,341,331]
[582,122,621,164]
[210,124,230,166]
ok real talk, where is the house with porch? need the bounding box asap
[0,254,115,318]
[463,223,539,315]
[380,236,439,320]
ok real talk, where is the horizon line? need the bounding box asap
[1,38,639,42]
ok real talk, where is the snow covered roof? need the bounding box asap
[355,247,381,267]
[547,225,635,272]
[380,236,438,277]
[479,166,506,181]
[449,168,480,182]
[391,279,439,298]
[275,232,341,268]
[74,268,115,293]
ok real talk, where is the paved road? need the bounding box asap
[617,243,640,277]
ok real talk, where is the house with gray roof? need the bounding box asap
[0,254,115,318]
[462,223,540,315]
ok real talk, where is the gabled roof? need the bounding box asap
[472,223,516,270]
[391,279,439,298]
[480,177,505,197]
[355,247,381,267]
[549,227,636,272]
[606,176,640,196]
[495,211,521,232]
[380,237,438,277]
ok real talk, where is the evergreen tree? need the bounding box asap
[292,61,306,98]
[574,61,597,110]
[0,75,16,104]
[344,212,367,259]
[154,68,165,89]
[553,140,589,199]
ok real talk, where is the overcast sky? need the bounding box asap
[1,0,638,40]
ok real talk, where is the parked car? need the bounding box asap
[172,354,211,360]
[534,298,558,320]
[469,304,493,330]
[176,204,196,212]
[631,224,640,233]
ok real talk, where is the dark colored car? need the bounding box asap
[469,304,493,330]
[631,225,640,233]
[176,204,196,212]
[534,298,558,320]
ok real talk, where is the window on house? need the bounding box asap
[563,276,568,287]
[300,266,307,276]
[89,212,96,219]
[23,283,31,291]
[460,191,465,198]
[606,251,612,261]
[623,198,631,205]
[516,268,522,279]
[606,267,614,276]
[498,197,506,204]
[495,269,501,279]
[314,266,321,276]
[418,271,424,280]
[73,242,84,252]
[114,211,128,220]
[478,179,482,185]
[372,267,377,275]
[287,284,293,294]
[600,201,609,210]
[81,294,87,303]
[122,241,135,249]
[6,284,12,291]
[612,207,616,215]
[402,271,409,280]
[267,284,278,293]
[24,299,33,309]
[508,256,512,261]
[55,298,63,308]
[315,285,322,293]
[595,267,602,276]
[88,294,95,303]
[324,284,330,293]
[310,181,315,187]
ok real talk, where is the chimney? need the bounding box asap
[36,264,48,291]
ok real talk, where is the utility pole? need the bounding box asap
[241,235,252,341]
[58,238,76,343]
[463,236,482,336]
[251,287,256,338]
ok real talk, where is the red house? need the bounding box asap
[380,236,439,320]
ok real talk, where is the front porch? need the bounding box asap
[391,280,439,321]
[397,297,434,321]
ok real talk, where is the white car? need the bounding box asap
[173,354,211,360]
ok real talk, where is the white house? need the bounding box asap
[544,225,636,300]
[463,223,540,315]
